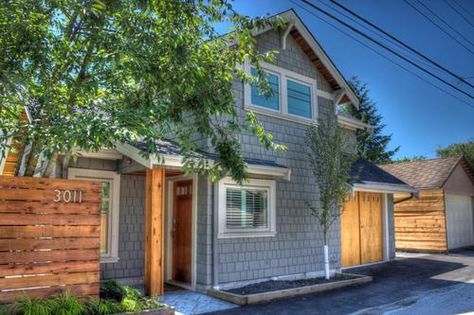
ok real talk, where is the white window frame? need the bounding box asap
[218,177,276,239]
[244,61,318,124]
[68,168,121,263]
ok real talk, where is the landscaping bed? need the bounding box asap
[208,273,372,305]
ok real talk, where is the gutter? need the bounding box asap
[394,192,417,205]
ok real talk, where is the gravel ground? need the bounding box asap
[226,273,357,295]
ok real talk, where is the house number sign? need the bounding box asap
[54,189,83,203]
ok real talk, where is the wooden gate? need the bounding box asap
[341,192,384,267]
[0,176,101,303]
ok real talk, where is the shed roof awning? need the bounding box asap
[351,159,416,194]
[115,140,290,180]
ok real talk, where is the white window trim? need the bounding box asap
[244,61,318,124]
[218,177,276,239]
[68,168,121,263]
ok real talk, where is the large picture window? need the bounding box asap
[250,68,280,111]
[68,168,120,263]
[218,177,276,238]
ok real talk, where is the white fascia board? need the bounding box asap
[74,148,123,160]
[353,182,417,194]
[337,115,372,131]
[114,142,291,179]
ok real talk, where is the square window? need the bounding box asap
[250,68,280,111]
[287,79,312,118]
[226,188,268,230]
[218,177,276,238]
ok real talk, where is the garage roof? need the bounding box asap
[380,157,474,189]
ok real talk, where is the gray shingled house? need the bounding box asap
[58,10,415,294]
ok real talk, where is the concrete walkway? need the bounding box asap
[161,287,238,315]
[205,247,474,315]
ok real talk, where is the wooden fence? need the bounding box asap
[0,176,102,303]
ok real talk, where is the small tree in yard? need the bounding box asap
[306,117,356,279]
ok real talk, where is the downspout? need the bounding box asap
[212,180,219,289]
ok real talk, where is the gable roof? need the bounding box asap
[380,157,474,189]
[350,159,415,194]
[255,9,359,108]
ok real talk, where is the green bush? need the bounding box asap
[2,282,165,315]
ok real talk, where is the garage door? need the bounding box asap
[341,192,384,267]
[446,194,474,249]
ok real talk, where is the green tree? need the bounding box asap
[392,155,427,163]
[0,0,285,181]
[437,139,474,167]
[343,77,398,163]
[306,117,356,279]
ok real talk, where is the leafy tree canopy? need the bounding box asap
[0,0,285,180]
[343,77,398,164]
[437,139,474,168]
[391,155,427,163]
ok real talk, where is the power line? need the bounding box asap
[328,0,474,89]
[443,0,474,28]
[452,0,474,19]
[315,0,441,74]
[299,0,474,100]
[414,0,474,47]
[404,0,474,55]
[290,0,474,110]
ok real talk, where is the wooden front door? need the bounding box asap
[341,192,383,267]
[172,180,192,283]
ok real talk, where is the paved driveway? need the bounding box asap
[206,247,474,315]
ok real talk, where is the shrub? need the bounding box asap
[1,281,164,315]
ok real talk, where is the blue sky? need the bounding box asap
[220,0,474,159]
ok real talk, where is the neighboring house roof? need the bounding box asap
[350,159,415,194]
[380,157,474,189]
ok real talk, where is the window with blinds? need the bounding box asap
[226,188,268,229]
[287,79,312,119]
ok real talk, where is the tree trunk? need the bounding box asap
[23,141,40,176]
[42,152,58,178]
[323,228,330,280]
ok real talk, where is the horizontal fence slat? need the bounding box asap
[0,176,101,191]
[0,214,100,226]
[0,189,101,203]
[0,249,99,264]
[0,175,101,302]
[0,226,100,238]
[0,284,99,303]
[0,238,100,251]
[0,261,99,277]
[0,201,100,214]
[0,271,99,290]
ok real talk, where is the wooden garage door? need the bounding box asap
[341,192,384,267]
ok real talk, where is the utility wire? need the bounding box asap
[315,0,441,74]
[290,0,474,110]
[299,0,474,100]
[452,0,474,19]
[443,0,474,29]
[414,0,474,47]
[328,0,474,89]
[404,0,474,55]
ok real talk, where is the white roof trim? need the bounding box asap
[353,181,416,194]
[337,114,372,131]
[114,143,291,180]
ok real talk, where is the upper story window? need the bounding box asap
[250,68,280,111]
[245,62,318,123]
[218,177,276,238]
[287,79,312,119]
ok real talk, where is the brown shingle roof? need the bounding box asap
[379,157,462,189]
